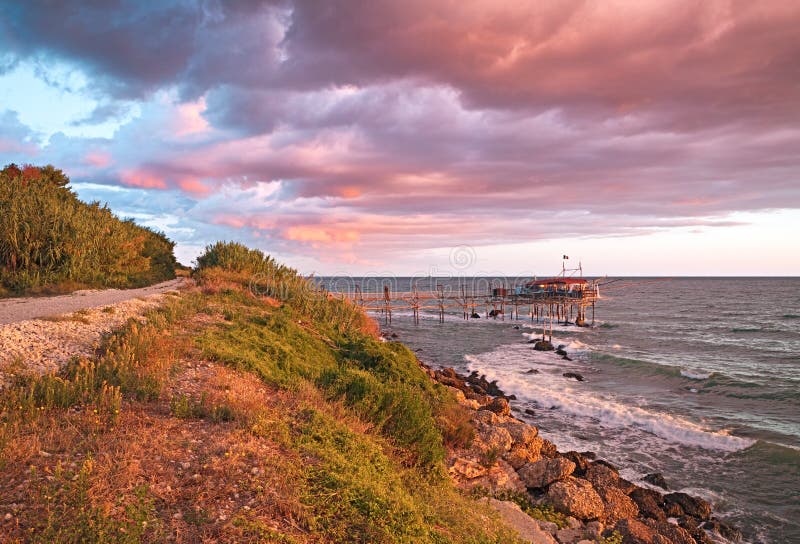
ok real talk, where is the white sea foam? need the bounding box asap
[465,343,755,453]
[680,369,712,380]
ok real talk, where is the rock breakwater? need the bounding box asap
[426,365,742,544]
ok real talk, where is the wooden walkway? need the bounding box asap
[332,284,600,342]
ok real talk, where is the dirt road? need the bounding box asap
[0,278,187,325]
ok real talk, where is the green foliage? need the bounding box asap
[599,531,624,544]
[0,163,177,294]
[290,408,522,544]
[194,241,374,336]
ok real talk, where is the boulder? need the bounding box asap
[585,462,620,490]
[664,492,712,521]
[480,396,511,417]
[525,368,541,374]
[540,439,559,458]
[487,499,558,544]
[617,478,638,495]
[598,486,639,524]
[702,519,742,542]
[644,519,697,544]
[612,518,661,544]
[498,420,538,445]
[555,527,583,543]
[533,340,555,351]
[561,451,590,476]
[518,457,576,489]
[545,477,605,520]
[562,372,585,381]
[475,424,514,453]
[449,457,488,479]
[504,443,541,470]
[584,521,604,540]
[643,473,669,490]
[471,312,480,318]
[629,487,666,522]
[555,348,568,356]
[473,409,500,426]
[468,460,526,495]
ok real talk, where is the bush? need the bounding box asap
[0,163,177,294]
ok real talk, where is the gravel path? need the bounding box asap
[0,278,189,389]
[0,278,187,325]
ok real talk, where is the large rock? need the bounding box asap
[612,518,663,544]
[664,492,712,521]
[561,451,590,476]
[475,424,514,453]
[487,499,558,544]
[644,519,697,544]
[481,396,511,417]
[545,477,605,520]
[598,486,639,524]
[585,462,620,490]
[629,487,666,522]
[449,457,488,480]
[518,457,576,489]
[643,473,669,490]
[533,340,555,351]
[540,439,559,458]
[467,459,526,494]
[499,420,538,445]
[504,443,542,470]
[473,409,501,426]
[702,519,742,542]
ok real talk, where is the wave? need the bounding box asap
[465,347,755,453]
[680,369,712,380]
[782,314,800,320]
[731,327,763,333]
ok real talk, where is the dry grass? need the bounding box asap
[0,285,524,543]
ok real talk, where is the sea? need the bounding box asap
[318,277,800,544]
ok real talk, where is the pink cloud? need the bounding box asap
[120,169,168,190]
[83,151,112,168]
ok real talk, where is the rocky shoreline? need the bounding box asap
[423,363,742,544]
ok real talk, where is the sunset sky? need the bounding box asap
[1,1,798,276]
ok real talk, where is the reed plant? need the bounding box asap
[0,163,177,294]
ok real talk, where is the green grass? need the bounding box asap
[0,244,530,543]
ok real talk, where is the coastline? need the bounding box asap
[413,355,742,544]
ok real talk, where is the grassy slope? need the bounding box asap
[0,256,524,542]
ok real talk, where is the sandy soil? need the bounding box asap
[0,278,188,389]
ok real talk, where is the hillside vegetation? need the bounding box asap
[0,164,177,296]
[0,242,523,543]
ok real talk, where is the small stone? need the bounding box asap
[4,513,12,521]
[181,462,191,470]
[556,527,583,543]
[172,512,183,520]
[643,472,669,490]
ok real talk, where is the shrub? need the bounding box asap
[0,163,177,294]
